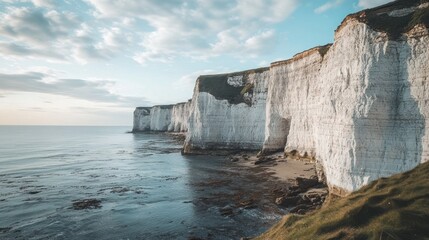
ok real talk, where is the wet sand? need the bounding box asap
[231,152,317,182]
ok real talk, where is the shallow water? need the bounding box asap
[0,126,284,240]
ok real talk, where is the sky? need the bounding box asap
[0,0,394,126]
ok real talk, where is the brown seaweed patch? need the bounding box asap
[72,199,102,210]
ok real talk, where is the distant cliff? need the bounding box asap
[133,0,429,194]
[132,102,190,132]
[183,68,269,152]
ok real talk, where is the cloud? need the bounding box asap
[0,6,132,63]
[0,42,64,60]
[174,69,216,89]
[244,30,276,56]
[0,71,150,107]
[171,69,217,101]
[315,0,344,13]
[0,7,78,45]
[236,0,298,23]
[87,0,298,64]
[358,0,394,9]
[31,0,56,8]
[0,0,299,64]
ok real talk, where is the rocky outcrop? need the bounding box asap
[183,68,269,153]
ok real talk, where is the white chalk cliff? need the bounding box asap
[133,107,151,132]
[134,0,429,194]
[133,103,190,132]
[168,101,191,132]
[183,68,269,152]
[263,0,429,194]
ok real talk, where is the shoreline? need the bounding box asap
[131,131,330,238]
[232,152,317,182]
[228,151,329,238]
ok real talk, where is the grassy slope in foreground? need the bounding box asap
[255,162,429,240]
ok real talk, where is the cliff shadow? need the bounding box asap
[262,114,291,154]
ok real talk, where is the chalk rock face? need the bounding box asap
[262,46,329,156]
[168,101,191,132]
[132,103,190,132]
[133,0,429,194]
[133,107,152,132]
[263,1,429,193]
[149,105,174,131]
[184,68,269,152]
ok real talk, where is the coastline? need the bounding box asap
[232,152,317,182]
[131,131,329,238]
[136,131,329,238]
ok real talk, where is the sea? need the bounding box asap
[0,126,285,240]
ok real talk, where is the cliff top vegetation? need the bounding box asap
[340,0,429,39]
[271,44,332,67]
[152,104,175,109]
[198,67,268,105]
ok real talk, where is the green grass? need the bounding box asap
[255,161,429,240]
[153,104,175,109]
[240,83,254,96]
[198,67,268,105]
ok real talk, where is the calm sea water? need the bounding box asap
[0,126,283,240]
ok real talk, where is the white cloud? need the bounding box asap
[0,70,149,107]
[87,0,298,64]
[31,0,55,8]
[0,0,299,64]
[211,30,242,54]
[172,69,216,100]
[133,51,172,65]
[0,6,136,63]
[0,7,78,45]
[236,0,298,23]
[244,30,276,56]
[174,69,216,89]
[358,0,394,9]
[0,42,64,60]
[315,0,344,13]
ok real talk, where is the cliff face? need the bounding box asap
[263,0,429,193]
[132,103,189,132]
[133,107,152,132]
[262,46,330,155]
[168,101,191,132]
[149,105,174,131]
[134,0,429,194]
[183,68,269,153]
